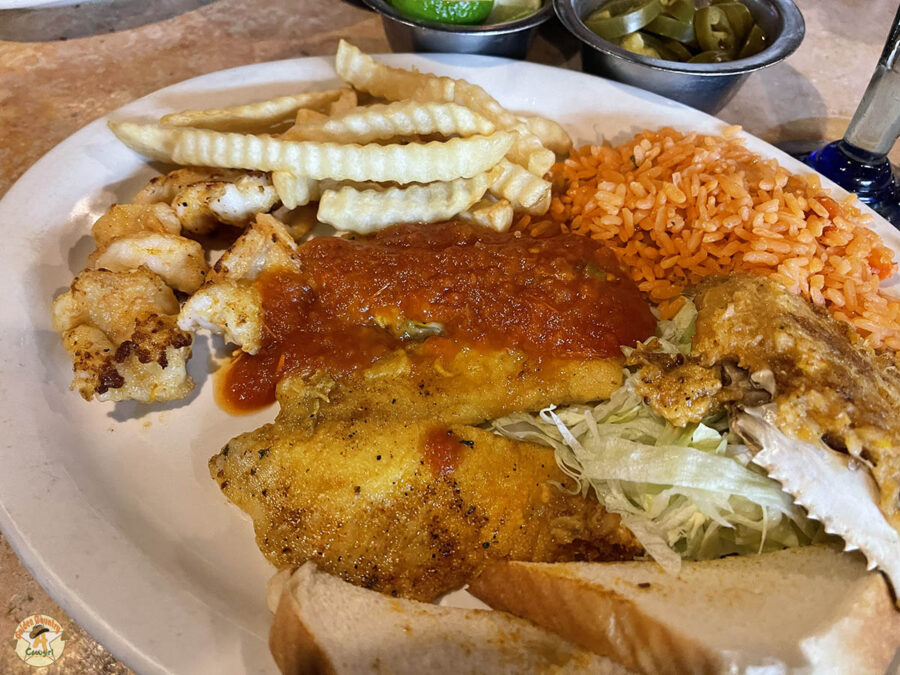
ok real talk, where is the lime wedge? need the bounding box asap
[487,0,541,23]
[388,0,495,25]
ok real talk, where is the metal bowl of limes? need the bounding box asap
[554,0,805,112]
[361,0,554,59]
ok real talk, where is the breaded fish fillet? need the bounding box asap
[211,419,640,602]
[275,347,623,431]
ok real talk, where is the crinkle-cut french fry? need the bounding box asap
[530,189,551,216]
[334,41,519,134]
[517,114,573,157]
[274,106,323,207]
[289,109,329,132]
[272,170,403,208]
[274,174,409,209]
[335,40,553,176]
[272,171,321,209]
[458,198,514,232]
[159,89,353,133]
[488,159,551,215]
[328,89,358,116]
[335,39,456,103]
[110,122,514,184]
[317,168,501,233]
[109,122,178,161]
[282,101,495,144]
[272,111,330,198]
[506,126,555,176]
[274,111,329,196]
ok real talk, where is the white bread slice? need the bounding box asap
[468,546,900,675]
[267,562,631,674]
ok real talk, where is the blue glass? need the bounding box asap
[801,140,900,227]
[794,4,900,229]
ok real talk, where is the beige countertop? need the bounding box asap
[0,0,897,671]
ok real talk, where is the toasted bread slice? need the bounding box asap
[468,546,900,675]
[267,563,630,674]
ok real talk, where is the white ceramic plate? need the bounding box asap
[1,54,898,674]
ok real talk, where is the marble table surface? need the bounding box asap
[0,0,897,671]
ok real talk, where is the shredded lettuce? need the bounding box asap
[490,300,822,573]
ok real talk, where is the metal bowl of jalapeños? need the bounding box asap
[553,0,804,112]
[361,0,554,59]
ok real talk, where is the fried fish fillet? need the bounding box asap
[275,347,623,431]
[211,419,640,602]
[205,219,652,596]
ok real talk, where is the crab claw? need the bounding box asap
[734,406,900,605]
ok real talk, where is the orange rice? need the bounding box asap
[515,126,900,351]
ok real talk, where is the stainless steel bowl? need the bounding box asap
[554,0,805,112]
[361,0,554,59]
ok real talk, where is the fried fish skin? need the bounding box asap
[210,420,640,602]
[275,346,623,431]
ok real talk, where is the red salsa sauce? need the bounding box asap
[220,222,656,411]
[423,426,467,477]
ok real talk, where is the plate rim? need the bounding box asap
[1,51,897,674]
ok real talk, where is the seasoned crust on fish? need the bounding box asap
[134,167,279,235]
[204,221,658,599]
[178,214,301,353]
[276,347,623,431]
[52,267,193,401]
[210,419,641,602]
[630,274,900,532]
